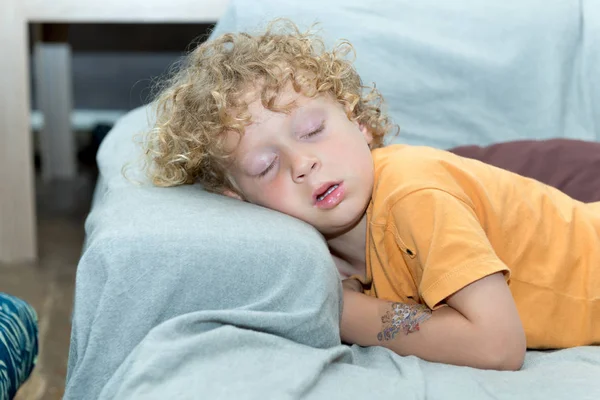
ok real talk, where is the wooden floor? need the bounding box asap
[0,170,96,399]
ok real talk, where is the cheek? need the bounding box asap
[257,177,298,214]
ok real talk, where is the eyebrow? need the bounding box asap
[291,106,323,129]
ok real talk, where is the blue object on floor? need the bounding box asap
[0,293,39,400]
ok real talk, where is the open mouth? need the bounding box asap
[317,183,340,201]
[313,182,345,209]
[316,184,339,202]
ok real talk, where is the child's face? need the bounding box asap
[224,87,374,237]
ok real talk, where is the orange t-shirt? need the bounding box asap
[360,144,600,349]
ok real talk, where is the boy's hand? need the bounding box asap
[342,278,364,293]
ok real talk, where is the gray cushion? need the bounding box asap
[65,106,341,399]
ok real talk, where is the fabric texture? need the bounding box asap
[101,314,600,400]
[0,293,38,399]
[450,139,600,203]
[358,144,600,349]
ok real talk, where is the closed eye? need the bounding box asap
[303,122,325,139]
[258,158,276,178]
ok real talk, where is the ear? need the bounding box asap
[344,103,373,145]
[359,123,373,145]
[223,189,244,201]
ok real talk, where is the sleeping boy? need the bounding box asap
[145,19,600,370]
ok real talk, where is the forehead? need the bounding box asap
[246,88,340,128]
[246,82,324,114]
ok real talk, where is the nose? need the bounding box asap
[291,151,319,183]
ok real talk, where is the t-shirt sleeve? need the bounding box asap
[389,188,510,309]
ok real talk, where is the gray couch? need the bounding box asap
[65,1,600,399]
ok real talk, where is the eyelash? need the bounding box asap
[304,123,325,138]
[258,158,276,178]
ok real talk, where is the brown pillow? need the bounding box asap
[449,139,600,203]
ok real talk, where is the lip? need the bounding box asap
[313,182,345,209]
[313,182,339,202]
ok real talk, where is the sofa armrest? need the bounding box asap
[65,106,342,399]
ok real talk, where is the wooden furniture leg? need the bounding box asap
[0,2,37,263]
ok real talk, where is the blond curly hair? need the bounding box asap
[146,19,397,193]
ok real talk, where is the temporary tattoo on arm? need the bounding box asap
[377,303,432,341]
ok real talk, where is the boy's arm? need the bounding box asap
[341,272,526,370]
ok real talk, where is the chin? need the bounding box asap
[320,211,365,238]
